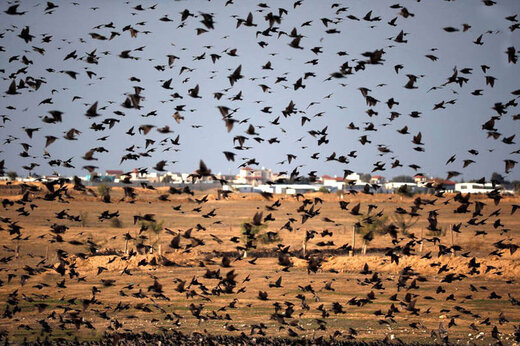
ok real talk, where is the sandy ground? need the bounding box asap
[0,184,519,343]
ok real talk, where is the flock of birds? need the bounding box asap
[0,0,520,344]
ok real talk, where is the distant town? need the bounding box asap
[1,166,517,195]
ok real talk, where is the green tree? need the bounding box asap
[512,180,520,193]
[240,218,270,257]
[396,184,415,197]
[318,186,330,193]
[391,213,418,236]
[490,172,510,185]
[6,171,17,181]
[140,218,165,254]
[359,173,371,183]
[97,183,112,197]
[391,175,414,183]
[110,218,123,228]
[491,172,505,184]
[257,230,281,244]
[356,215,389,239]
[355,215,389,255]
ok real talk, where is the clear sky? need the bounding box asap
[1,0,519,181]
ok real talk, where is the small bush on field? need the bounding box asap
[426,225,447,237]
[6,171,17,181]
[240,220,268,247]
[391,213,418,236]
[396,185,416,197]
[140,219,164,235]
[140,219,165,251]
[318,186,330,193]
[97,183,112,197]
[257,230,281,244]
[356,215,389,238]
[79,211,88,227]
[110,217,123,228]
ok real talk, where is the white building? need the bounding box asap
[161,172,184,183]
[414,174,428,186]
[223,184,256,193]
[269,184,320,194]
[370,175,386,185]
[129,170,160,183]
[384,182,418,190]
[234,167,273,186]
[321,173,360,190]
[455,183,503,194]
[227,183,321,195]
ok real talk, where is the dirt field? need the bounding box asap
[0,183,519,344]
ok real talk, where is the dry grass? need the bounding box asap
[0,184,519,343]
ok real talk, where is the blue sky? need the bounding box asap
[1,0,519,181]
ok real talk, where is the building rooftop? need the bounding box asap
[105,170,123,175]
[321,175,345,181]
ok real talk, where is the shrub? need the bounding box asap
[396,184,416,197]
[97,183,112,197]
[240,220,268,248]
[6,171,17,181]
[318,186,330,193]
[257,230,281,244]
[137,218,165,253]
[359,173,371,183]
[426,225,447,237]
[391,213,418,236]
[110,217,123,228]
[140,218,165,245]
[140,219,164,235]
[391,175,414,183]
[79,211,89,227]
[355,215,389,242]
[512,180,520,194]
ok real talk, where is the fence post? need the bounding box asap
[450,224,455,257]
[419,228,424,255]
[350,225,356,257]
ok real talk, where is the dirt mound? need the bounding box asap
[292,253,520,279]
[71,250,201,273]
